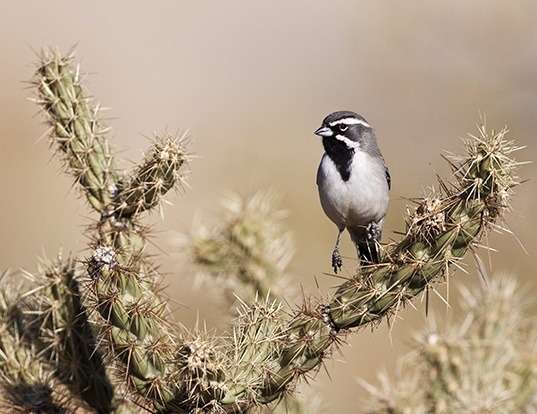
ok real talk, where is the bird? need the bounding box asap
[314,111,390,273]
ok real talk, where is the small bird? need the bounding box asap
[315,111,390,273]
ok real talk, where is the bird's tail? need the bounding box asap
[348,226,382,265]
[356,241,380,265]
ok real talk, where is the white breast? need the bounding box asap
[316,151,389,229]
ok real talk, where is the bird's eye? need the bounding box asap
[339,124,348,132]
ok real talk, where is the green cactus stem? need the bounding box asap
[23,253,115,413]
[190,192,294,304]
[33,49,119,212]
[0,286,72,413]
[113,135,188,219]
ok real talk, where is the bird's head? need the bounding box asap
[314,111,374,150]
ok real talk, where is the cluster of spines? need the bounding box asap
[113,134,189,219]
[190,191,293,303]
[22,253,115,412]
[84,243,181,408]
[0,283,73,412]
[224,298,287,406]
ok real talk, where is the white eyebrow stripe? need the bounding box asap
[329,118,371,128]
[334,134,361,149]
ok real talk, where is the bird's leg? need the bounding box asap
[332,228,344,273]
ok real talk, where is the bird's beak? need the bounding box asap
[314,126,333,137]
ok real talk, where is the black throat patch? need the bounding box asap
[322,137,354,181]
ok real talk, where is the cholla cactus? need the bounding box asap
[22,253,115,412]
[0,48,525,413]
[190,191,294,303]
[113,135,188,218]
[363,278,537,413]
[0,282,72,412]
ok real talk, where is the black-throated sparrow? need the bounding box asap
[315,111,390,273]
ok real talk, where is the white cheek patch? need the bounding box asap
[329,118,371,128]
[334,134,361,149]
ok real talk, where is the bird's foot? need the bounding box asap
[366,222,382,241]
[331,248,343,273]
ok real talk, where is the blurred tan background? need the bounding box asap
[1,1,536,412]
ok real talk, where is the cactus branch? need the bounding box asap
[191,192,294,304]
[0,284,72,412]
[33,49,190,410]
[23,253,115,413]
[33,49,119,212]
[114,134,189,219]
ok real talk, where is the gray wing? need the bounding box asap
[385,166,391,190]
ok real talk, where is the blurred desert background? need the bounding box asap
[1,1,536,412]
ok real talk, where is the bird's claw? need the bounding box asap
[331,248,343,273]
[366,222,382,241]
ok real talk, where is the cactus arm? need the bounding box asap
[23,254,115,413]
[0,285,73,412]
[190,192,293,304]
[33,49,119,212]
[114,135,188,218]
